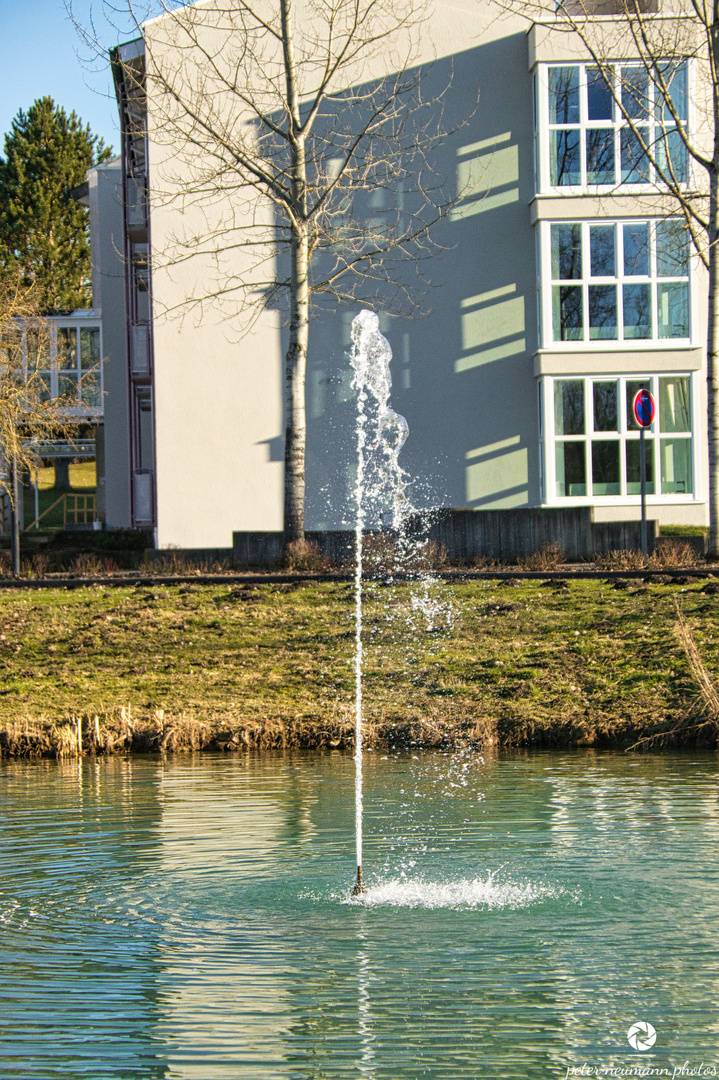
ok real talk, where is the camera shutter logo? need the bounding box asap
[627,1022,657,1051]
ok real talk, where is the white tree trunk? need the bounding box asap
[707,168,719,556]
[284,223,309,545]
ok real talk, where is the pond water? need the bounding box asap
[1,749,719,1079]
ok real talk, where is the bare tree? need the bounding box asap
[0,277,82,575]
[75,0,462,546]
[496,0,719,551]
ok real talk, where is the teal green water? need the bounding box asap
[1,750,719,1079]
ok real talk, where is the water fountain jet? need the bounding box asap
[349,310,409,897]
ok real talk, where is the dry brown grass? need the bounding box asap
[520,542,564,571]
[595,539,698,571]
[281,539,330,572]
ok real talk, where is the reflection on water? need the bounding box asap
[1,751,719,1078]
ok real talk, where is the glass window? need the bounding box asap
[586,129,615,185]
[623,223,649,276]
[623,283,651,340]
[590,226,615,277]
[657,282,688,338]
[551,130,581,187]
[621,66,650,120]
[547,219,689,345]
[661,438,692,494]
[553,286,583,341]
[543,61,688,191]
[592,441,620,496]
[587,67,613,121]
[620,126,649,183]
[588,284,617,340]
[593,381,618,432]
[656,128,688,184]
[57,328,79,402]
[656,220,689,276]
[659,376,691,433]
[626,439,655,495]
[658,62,687,124]
[549,67,580,124]
[551,223,582,279]
[555,379,584,436]
[556,442,586,497]
[549,375,693,501]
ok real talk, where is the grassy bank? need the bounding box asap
[1,575,718,757]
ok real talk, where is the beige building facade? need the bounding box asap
[103,0,708,549]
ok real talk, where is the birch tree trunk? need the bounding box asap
[284,224,309,544]
[707,167,719,556]
[282,0,308,545]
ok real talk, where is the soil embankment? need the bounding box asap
[1,574,717,757]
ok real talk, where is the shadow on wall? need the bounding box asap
[265,35,538,530]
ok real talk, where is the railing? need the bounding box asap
[25,493,97,531]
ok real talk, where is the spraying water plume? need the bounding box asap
[349,311,410,896]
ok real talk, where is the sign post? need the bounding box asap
[632,389,656,562]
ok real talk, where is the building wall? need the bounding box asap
[134,0,709,545]
[89,161,132,528]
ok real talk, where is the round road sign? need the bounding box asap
[633,388,655,428]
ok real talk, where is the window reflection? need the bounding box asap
[555,380,585,436]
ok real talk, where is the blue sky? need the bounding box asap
[0,0,149,155]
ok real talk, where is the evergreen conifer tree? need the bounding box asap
[0,98,111,312]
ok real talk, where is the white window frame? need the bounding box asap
[541,372,699,506]
[535,60,691,195]
[23,320,104,416]
[540,218,693,348]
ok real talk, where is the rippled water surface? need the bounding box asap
[1,750,719,1079]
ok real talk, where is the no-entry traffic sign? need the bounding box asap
[633,388,656,428]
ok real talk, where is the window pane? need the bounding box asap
[661,437,692,494]
[57,328,77,371]
[587,66,614,121]
[551,223,582,279]
[592,441,620,496]
[589,284,617,339]
[658,62,687,124]
[623,283,651,339]
[623,223,649,276]
[659,376,691,433]
[627,379,651,431]
[555,380,585,436]
[553,285,583,341]
[593,381,618,432]
[586,128,615,185]
[556,442,586,496]
[80,328,100,370]
[590,225,615,277]
[621,127,649,182]
[36,373,51,403]
[657,282,688,337]
[549,67,580,124]
[621,67,649,120]
[551,130,581,186]
[656,220,689,277]
[626,438,655,495]
[58,373,79,400]
[656,128,688,184]
[80,372,102,409]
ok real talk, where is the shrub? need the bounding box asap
[521,542,564,570]
[595,540,698,571]
[594,549,645,570]
[281,538,330,572]
[648,538,697,569]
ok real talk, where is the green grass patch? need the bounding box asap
[0,578,716,753]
